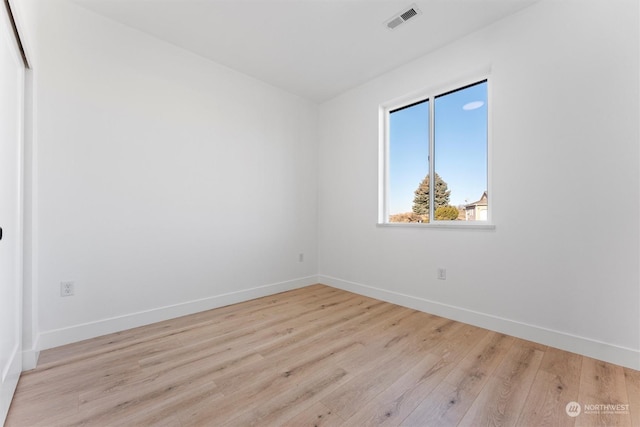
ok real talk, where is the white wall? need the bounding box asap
[318,0,640,369]
[30,0,318,350]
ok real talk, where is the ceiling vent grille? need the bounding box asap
[386,4,422,30]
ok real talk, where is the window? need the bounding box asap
[381,79,489,225]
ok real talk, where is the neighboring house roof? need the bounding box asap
[465,191,488,209]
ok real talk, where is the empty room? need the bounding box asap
[1,0,639,425]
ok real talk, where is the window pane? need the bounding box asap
[388,100,429,223]
[434,81,487,221]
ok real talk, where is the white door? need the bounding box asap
[0,3,24,423]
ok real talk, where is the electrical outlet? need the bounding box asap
[60,281,75,297]
[437,268,447,280]
[298,253,304,262]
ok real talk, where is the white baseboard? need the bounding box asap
[21,347,39,371]
[36,276,318,353]
[319,275,640,371]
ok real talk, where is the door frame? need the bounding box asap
[0,0,26,423]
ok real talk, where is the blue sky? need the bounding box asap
[388,81,487,215]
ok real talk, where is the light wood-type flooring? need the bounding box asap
[6,284,640,426]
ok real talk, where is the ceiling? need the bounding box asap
[73,0,538,103]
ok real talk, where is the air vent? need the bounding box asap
[400,8,418,21]
[385,4,422,30]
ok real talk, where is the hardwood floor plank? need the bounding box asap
[282,401,346,427]
[456,339,545,426]
[21,334,183,390]
[221,367,349,426]
[335,311,449,375]
[576,357,633,427]
[5,388,80,427]
[624,368,640,427]
[402,381,476,427]
[342,324,488,426]
[254,298,393,360]
[98,383,221,427]
[6,285,638,427]
[321,311,449,420]
[71,379,220,426]
[213,302,408,397]
[441,331,516,394]
[516,347,582,427]
[399,331,515,426]
[137,292,363,374]
[176,337,363,425]
[178,363,349,426]
[342,352,451,427]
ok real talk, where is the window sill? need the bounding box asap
[377,222,496,230]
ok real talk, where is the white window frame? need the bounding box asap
[378,73,494,229]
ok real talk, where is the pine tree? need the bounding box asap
[412,173,451,215]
